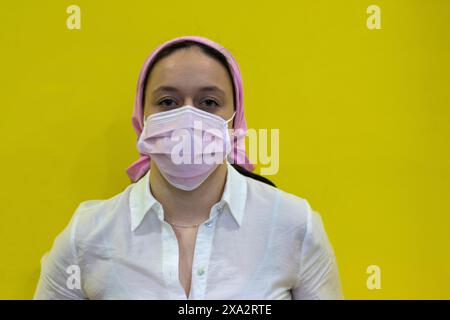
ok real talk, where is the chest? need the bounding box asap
[172,226,199,297]
[81,215,299,299]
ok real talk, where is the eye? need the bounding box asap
[158,98,178,108]
[200,98,220,108]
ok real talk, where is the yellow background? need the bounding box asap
[1,0,449,299]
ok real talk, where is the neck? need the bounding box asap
[149,161,228,225]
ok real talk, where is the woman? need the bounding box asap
[34,36,343,300]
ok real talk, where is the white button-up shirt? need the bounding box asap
[34,163,343,300]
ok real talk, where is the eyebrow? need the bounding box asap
[152,85,226,96]
[152,86,179,94]
[198,86,226,96]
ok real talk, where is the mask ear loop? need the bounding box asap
[142,116,149,129]
[226,111,237,165]
[226,111,236,124]
[226,111,236,139]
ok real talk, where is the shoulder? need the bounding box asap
[69,184,134,244]
[243,175,313,229]
[34,185,135,299]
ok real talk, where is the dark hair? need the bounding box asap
[231,163,276,187]
[144,40,276,188]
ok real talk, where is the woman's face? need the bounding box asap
[143,46,235,127]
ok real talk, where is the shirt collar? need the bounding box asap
[129,162,247,232]
[128,167,159,231]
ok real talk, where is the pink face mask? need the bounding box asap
[137,105,235,191]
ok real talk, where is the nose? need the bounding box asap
[182,97,195,107]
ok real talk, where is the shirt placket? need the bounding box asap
[188,202,223,300]
[158,205,187,299]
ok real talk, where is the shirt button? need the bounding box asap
[197,267,205,276]
[205,221,213,227]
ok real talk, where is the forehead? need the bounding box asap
[146,46,233,91]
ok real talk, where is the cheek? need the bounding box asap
[142,107,149,119]
[142,91,158,117]
[218,101,235,121]
[143,101,156,118]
